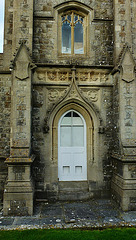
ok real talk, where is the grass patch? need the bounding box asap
[0,228,136,240]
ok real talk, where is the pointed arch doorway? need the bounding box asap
[58,110,87,181]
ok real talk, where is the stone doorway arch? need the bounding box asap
[52,102,94,183]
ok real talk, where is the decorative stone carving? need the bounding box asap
[78,72,109,82]
[47,72,57,81]
[48,89,59,101]
[36,71,71,82]
[79,73,89,81]
[68,83,79,99]
[38,73,45,81]
[15,61,29,80]
[36,70,110,84]
[82,90,99,102]
[91,73,101,82]
[121,48,135,83]
[48,89,67,103]
[101,74,109,82]
[122,64,135,83]
[59,72,68,81]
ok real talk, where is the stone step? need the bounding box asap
[58,181,90,201]
[58,181,89,192]
[58,191,90,201]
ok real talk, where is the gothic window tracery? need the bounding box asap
[61,11,84,54]
[58,7,88,56]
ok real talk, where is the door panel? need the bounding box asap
[58,110,87,181]
[60,126,71,147]
[73,126,84,146]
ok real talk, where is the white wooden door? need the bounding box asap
[58,110,87,181]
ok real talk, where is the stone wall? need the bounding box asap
[33,0,114,65]
[112,72,120,155]
[0,0,135,211]
[0,74,11,157]
[114,0,136,61]
[102,86,113,194]
[132,1,136,60]
[11,0,34,53]
[0,54,3,69]
[3,0,13,67]
[34,0,113,19]
[31,68,113,199]
[0,73,11,202]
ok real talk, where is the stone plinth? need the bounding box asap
[3,156,34,216]
[112,155,136,211]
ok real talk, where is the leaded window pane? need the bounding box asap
[62,21,71,54]
[61,11,84,55]
[74,21,84,54]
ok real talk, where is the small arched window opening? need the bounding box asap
[61,11,84,54]
[55,1,93,57]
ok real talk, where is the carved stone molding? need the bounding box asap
[47,89,67,103]
[36,69,110,83]
[81,89,99,102]
[37,70,71,82]
[59,72,69,81]
[78,72,109,82]
[43,67,103,134]
[47,72,57,81]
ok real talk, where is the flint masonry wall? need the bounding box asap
[33,0,114,65]
[0,64,11,201]
[0,0,136,211]
[0,0,115,202]
[31,69,113,199]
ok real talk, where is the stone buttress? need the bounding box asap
[3,0,34,216]
[3,42,35,216]
[111,45,136,210]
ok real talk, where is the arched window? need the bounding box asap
[61,11,84,54]
[57,6,90,56]
[55,1,93,57]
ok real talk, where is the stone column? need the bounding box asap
[3,42,35,216]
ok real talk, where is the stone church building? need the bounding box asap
[0,0,136,215]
